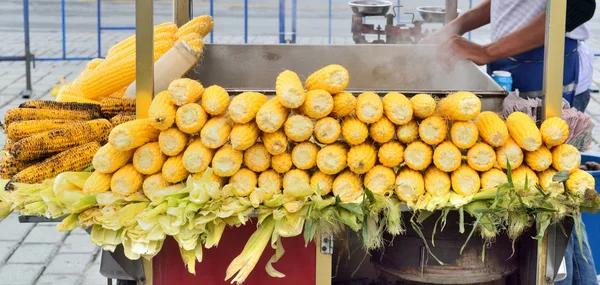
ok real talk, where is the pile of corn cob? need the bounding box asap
[53,15,213,103]
[1,98,137,184]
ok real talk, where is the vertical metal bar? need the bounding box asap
[22,0,32,98]
[397,0,400,24]
[173,0,191,27]
[328,0,332,44]
[444,0,458,24]
[279,0,285,43]
[61,0,66,59]
[135,0,154,119]
[291,0,297,43]
[244,0,248,44]
[542,0,566,119]
[315,235,332,285]
[468,0,472,40]
[209,0,214,43]
[97,0,102,58]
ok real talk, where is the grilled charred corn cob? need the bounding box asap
[305,64,349,94]
[496,138,524,169]
[11,141,100,184]
[256,97,290,133]
[437,91,481,121]
[383,92,413,125]
[175,103,208,134]
[540,117,570,147]
[4,108,99,126]
[244,143,271,172]
[229,92,268,124]
[396,120,419,144]
[433,141,462,172]
[364,165,395,195]
[159,128,189,156]
[276,70,306,108]
[310,170,334,196]
[474,111,508,147]
[424,166,451,196]
[133,142,167,175]
[466,142,496,172]
[341,117,368,145]
[262,129,288,155]
[299,90,334,119]
[317,143,348,175]
[378,141,404,168]
[552,144,581,172]
[284,115,314,142]
[168,78,204,106]
[314,117,341,144]
[6,119,83,141]
[347,142,377,174]
[111,163,143,196]
[356,92,383,124]
[331,92,356,118]
[201,85,230,116]
[506,112,542,151]
[93,143,136,174]
[148,91,178,131]
[212,145,243,177]
[450,121,479,149]
[11,119,112,161]
[332,170,363,203]
[0,155,35,179]
[110,113,136,126]
[410,94,436,119]
[404,141,432,171]
[291,142,319,170]
[162,153,189,183]
[19,100,101,116]
[419,115,448,145]
[230,121,260,151]
[182,140,213,173]
[271,151,293,174]
[83,171,112,195]
[109,118,161,150]
[100,98,136,118]
[200,114,233,149]
[369,115,395,143]
[480,168,508,189]
[395,167,425,202]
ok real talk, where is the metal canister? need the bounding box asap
[492,70,513,92]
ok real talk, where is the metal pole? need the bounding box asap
[22,0,32,98]
[244,0,248,44]
[135,0,154,119]
[328,0,332,44]
[291,0,297,43]
[444,0,458,25]
[279,0,285,43]
[468,0,472,40]
[61,0,66,59]
[541,0,566,119]
[173,0,191,27]
[97,0,102,58]
[397,0,400,24]
[210,0,214,43]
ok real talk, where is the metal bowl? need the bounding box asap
[349,0,393,16]
[417,6,463,23]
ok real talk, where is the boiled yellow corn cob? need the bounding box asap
[19,100,101,116]
[261,129,288,155]
[314,117,341,144]
[83,171,112,195]
[410,94,436,119]
[331,92,356,118]
[369,115,395,143]
[451,163,480,196]
[230,122,260,151]
[305,64,349,94]
[383,92,413,125]
[566,169,595,195]
[284,115,314,142]
[110,113,136,126]
[341,117,368,145]
[111,163,143,196]
[109,118,161,151]
[404,141,432,171]
[537,168,564,194]
[175,32,204,54]
[162,153,189,183]
[506,112,542,151]
[4,108,99,126]
[424,166,451,196]
[450,121,479,149]
[524,145,552,172]
[310,170,334,196]
[256,97,290,133]
[159,128,189,156]
[480,168,508,189]
[11,119,112,161]
[396,120,419,144]
[202,85,230,116]
[418,115,448,145]
[466,142,496,172]
[347,142,377,174]
[227,168,257,197]
[291,142,319,170]
[93,143,136,174]
[186,170,225,188]
[378,141,404,168]
[200,114,233,149]
[271,151,293,174]
[317,143,348,175]
[299,90,334,119]
[182,140,213,173]
[85,58,105,70]
[511,165,538,191]
[276,70,306,108]
[244,143,271,172]
[133,142,167,175]
[437,91,481,121]
[100,98,136,118]
[496,137,524,169]
[540,117,570,147]
[395,167,425,202]
[212,145,243,177]
[143,173,172,196]
[229,92,268,124]
[11,142,101,184]
[6,119,83,141]
[176,103,208,134]
[108,86,127,99]
[433,141,462,172]
[332,170,363,203]
[355,92,383,123]
[552,144,581,172]
[148,91,178,131]
[258,170,282,194]
[175,15,214,38]
[168,78,204,106]
[364,165,395,195]
[106,22,177,58]
[283,169,312,198]
[474,111,508,147]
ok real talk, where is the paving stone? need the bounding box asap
[0,240,19,264]
[44,253,92,275]
[0,263,44,285]
[0,214,35,241]
[59,234,99,254]
[7,244,56,264]
[35,274,80,285]
[23,225,68,244]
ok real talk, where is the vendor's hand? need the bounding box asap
[436,35,491,71]
[419,28,457,45]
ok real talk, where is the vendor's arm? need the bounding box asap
[420,0,491,44]
[437,12,546,70]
